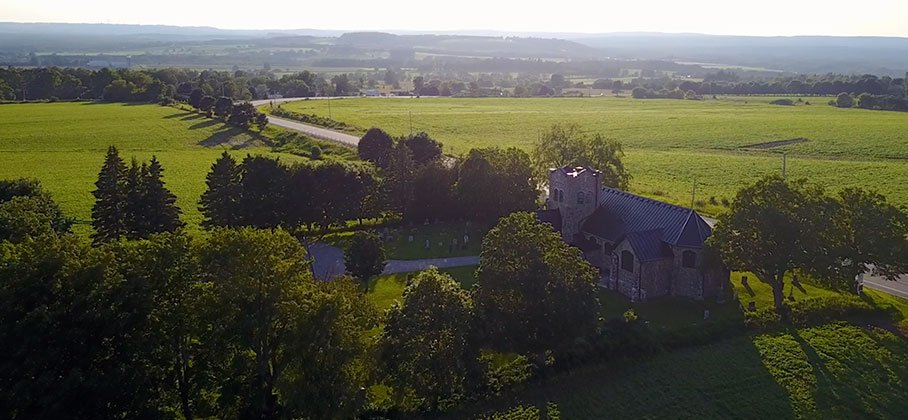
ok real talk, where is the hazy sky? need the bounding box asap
[4,0,908,37]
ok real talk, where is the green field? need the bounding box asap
[473,322,908,419]
[0,102,308,232]
[281,97,908,213]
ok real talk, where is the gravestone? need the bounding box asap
[703,309,710,320]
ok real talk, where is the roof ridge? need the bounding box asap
[601,187,694,214]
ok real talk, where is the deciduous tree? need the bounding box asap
[344,230,387,281]
[474,212,600,365]
[379,268,479,410]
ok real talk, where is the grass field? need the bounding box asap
[280,96,908,213]
[471,322,908,419]
[0,102,310,232]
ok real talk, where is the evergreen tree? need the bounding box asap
[199,151,242,228]
[142,156,184,235]
[91,145,127,244]
[344,231,387,281]
[123,158,148,239]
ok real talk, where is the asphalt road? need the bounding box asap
[863,273,908,300]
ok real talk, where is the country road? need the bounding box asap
[863,273,908,300]
[250,98,360,146]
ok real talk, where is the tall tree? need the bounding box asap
[142,156,184,235]
[474,212,600,366]
[409,162,455,222]
[91,145,127,244]
[710,176,835,314]
[344,230,387,281]
[237,155,289,228]
[213,96,232,118]
[123,158,149,239]
[358,127,394,168]
[402,131,443,165]
[379,268,480,410]
[199,151,242,229]
[532,123,630,190]
[199,228,374,418]
[454,148,538,222]
[830,188,908,286]
[382,142,417,215]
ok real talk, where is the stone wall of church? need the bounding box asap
[670,246,704,299]
[641,259,673,299]
[613,240,640,300]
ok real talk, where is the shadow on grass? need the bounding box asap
[198,125,267,148]
[163,111,194,119]
[456,336,795,419]
[189,119,220,130]
[180,113,205,121]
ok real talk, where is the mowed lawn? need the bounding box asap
[0,102,306,232]
[282,97,908,212]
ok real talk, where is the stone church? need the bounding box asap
[537,166,730,302]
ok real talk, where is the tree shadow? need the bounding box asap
[180,113,205,121]
[789,326,908,418]
[162,111,194,119]
[189,119,220,130]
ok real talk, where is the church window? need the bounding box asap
[621,250,634,272]
[682,250,697,268]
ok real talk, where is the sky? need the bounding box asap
[3,0,908,37]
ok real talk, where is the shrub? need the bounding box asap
[769,98,795,106]
[310,145,322,160]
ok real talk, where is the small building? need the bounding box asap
[539,166,730,302]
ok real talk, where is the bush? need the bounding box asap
[310,145,322,160]
[769,98,795,106]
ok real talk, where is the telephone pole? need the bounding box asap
[409,110,413,134]
[690,177,697,209]
[781,152,788,179]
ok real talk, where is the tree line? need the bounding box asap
[0,67,357,103]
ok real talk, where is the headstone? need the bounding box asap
[747,301,756,311]
[408,235,414,243]
[703,309,710,320]
[424,239,430,250]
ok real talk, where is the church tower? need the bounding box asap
[547,166,601,242]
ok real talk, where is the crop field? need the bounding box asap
[281,97,908,213]
[0,102,307,232]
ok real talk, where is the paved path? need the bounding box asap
[307,243,479,281]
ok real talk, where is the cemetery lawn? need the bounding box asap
[281,96,908,214]
[0,102,337,233]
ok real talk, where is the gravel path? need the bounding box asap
[307,243,478,281]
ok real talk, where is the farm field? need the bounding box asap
[281,96,908,212]
[0,102,308,232]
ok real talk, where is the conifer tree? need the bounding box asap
[123,158,148,239]
[142,156,184,235]
[199,151,242,228]
[91,145,127,243]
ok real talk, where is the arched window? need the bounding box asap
[621,250,634,272]
[682,250,697,268]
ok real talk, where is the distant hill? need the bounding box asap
[573,33,908,75]
[2,22,908,74]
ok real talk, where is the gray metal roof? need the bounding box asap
[581,188,712,249]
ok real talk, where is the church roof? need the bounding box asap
[581,188,712,249]
[624,229,674,262]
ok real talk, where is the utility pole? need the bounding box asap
[409,110,412,135]
[782,152,787,179]
[690,177,697,209]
